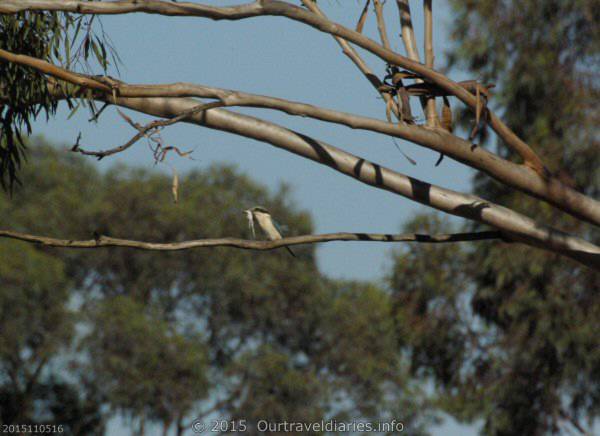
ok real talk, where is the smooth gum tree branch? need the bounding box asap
[0,229,505,251]
[2,47,596,226]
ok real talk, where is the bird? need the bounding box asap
[244,206,296,257]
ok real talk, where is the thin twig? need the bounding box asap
[0,229,505,251]
[72,101,224,159]
[423,0,438,127]
[373,0,391,50]
[396,0,439,127]
[0,47,112,93]
[397,0,420,61]
[355,0,371,34]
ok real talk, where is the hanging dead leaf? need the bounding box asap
[393,139,417,165]
[441,96,453,133]
[386,97,394,123]
[171,166,179,204]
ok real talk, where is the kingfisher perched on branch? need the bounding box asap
[244,206,296,257]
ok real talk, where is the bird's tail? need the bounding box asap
[284,245,297,258]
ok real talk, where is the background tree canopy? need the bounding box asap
[388,1,599,435]
[0,142,434,435]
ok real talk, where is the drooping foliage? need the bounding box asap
[0,13,115,191]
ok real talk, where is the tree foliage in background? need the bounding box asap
[0,241,104,433]
[0,142,434,435]
[390,1,600,434]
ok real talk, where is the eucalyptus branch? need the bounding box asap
[2,48,593,226]
[396,0,439,126]
[397,0,421,61]
[373,0,391,50]
[0,48,113,93]
[0,229,505,251]
[0,0,554,172]
[355,0,371,34]
[423,0,438,127]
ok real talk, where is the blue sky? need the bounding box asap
[33,1,480,434]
